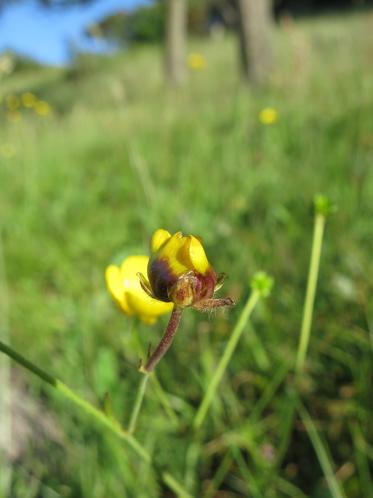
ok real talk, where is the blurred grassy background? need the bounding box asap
[0,10,372,498]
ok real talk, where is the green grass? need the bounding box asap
[1,11,373,498]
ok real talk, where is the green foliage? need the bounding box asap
[86,0,213,46]
[126,2,165,43]
[0,11,372,498]
[88,2,166,45]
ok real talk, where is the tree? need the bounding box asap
[237,0,274,85]
[165,0,187,86]
[85,4,166,46]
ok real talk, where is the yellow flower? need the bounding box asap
[141,229,229,309]
[187,53,206,71]
[259,107,278,125]
[34,100,51,117]
[105,255,173,324]
[21,92,37,108]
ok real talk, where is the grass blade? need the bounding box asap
[296,398,346,498]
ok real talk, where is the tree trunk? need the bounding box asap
[165,0,187,86]
[238,0,274,85]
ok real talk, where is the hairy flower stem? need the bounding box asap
[295,213,326,375]
[142,307,183,373]
[193,289,261,430]
[130,322,178,425]
[0,340,193,498]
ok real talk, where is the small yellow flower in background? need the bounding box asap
[105,255,173,325]
[0,144,16,159]
[187,53,206,71]
[5,94,20,111]
[259,107,279,125]
[6,111,21,123]
[21,92,37,108]
[34,100,51,117]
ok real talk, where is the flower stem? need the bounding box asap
[128,373,149,434]
[0,339,149,460]
[0,339,192,497]
[193,289,261,430]
[295,213,326,375]
[142,307,183,373]
[150,374,178,424]
[162,472,194,498]
[130,322,178,424]
[295,395,346,498]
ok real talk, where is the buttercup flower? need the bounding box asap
[106,230,234,373]
[187,53,206,71]
[139,229,232,311]
[34,100,51,117]
[136,229,234,372]
[259,107,278,125]
[105,255,173,325]
[21,92,37,108]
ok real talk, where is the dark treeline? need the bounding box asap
[274,0,373,16]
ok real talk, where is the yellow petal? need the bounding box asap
[150,228,172,253]
[106,256,173,323]
[151,231,211,278]
[125,290,173,321]
[105,265,130,314]
[120,255,173,320]
[140,315,157,325]
[174,235,210,274]
[105,265,124,301]
[158,232,189,276]
[120,255,149,287]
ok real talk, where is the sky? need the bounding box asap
[0,0,149,65]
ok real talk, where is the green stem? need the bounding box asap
[162,472,194,498]
[295,213,326,374]
[150,374,178,425]
[350,421,373,493]
[204,453,232,498]
[0,339,149,461]
[193,289,260,430]
[0,339,56,386]
[295,397,346,498]
[56,380,149,460]
[128,373,149,434]
[0,340,191,498]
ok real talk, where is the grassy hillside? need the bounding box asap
[0,11,372,498]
